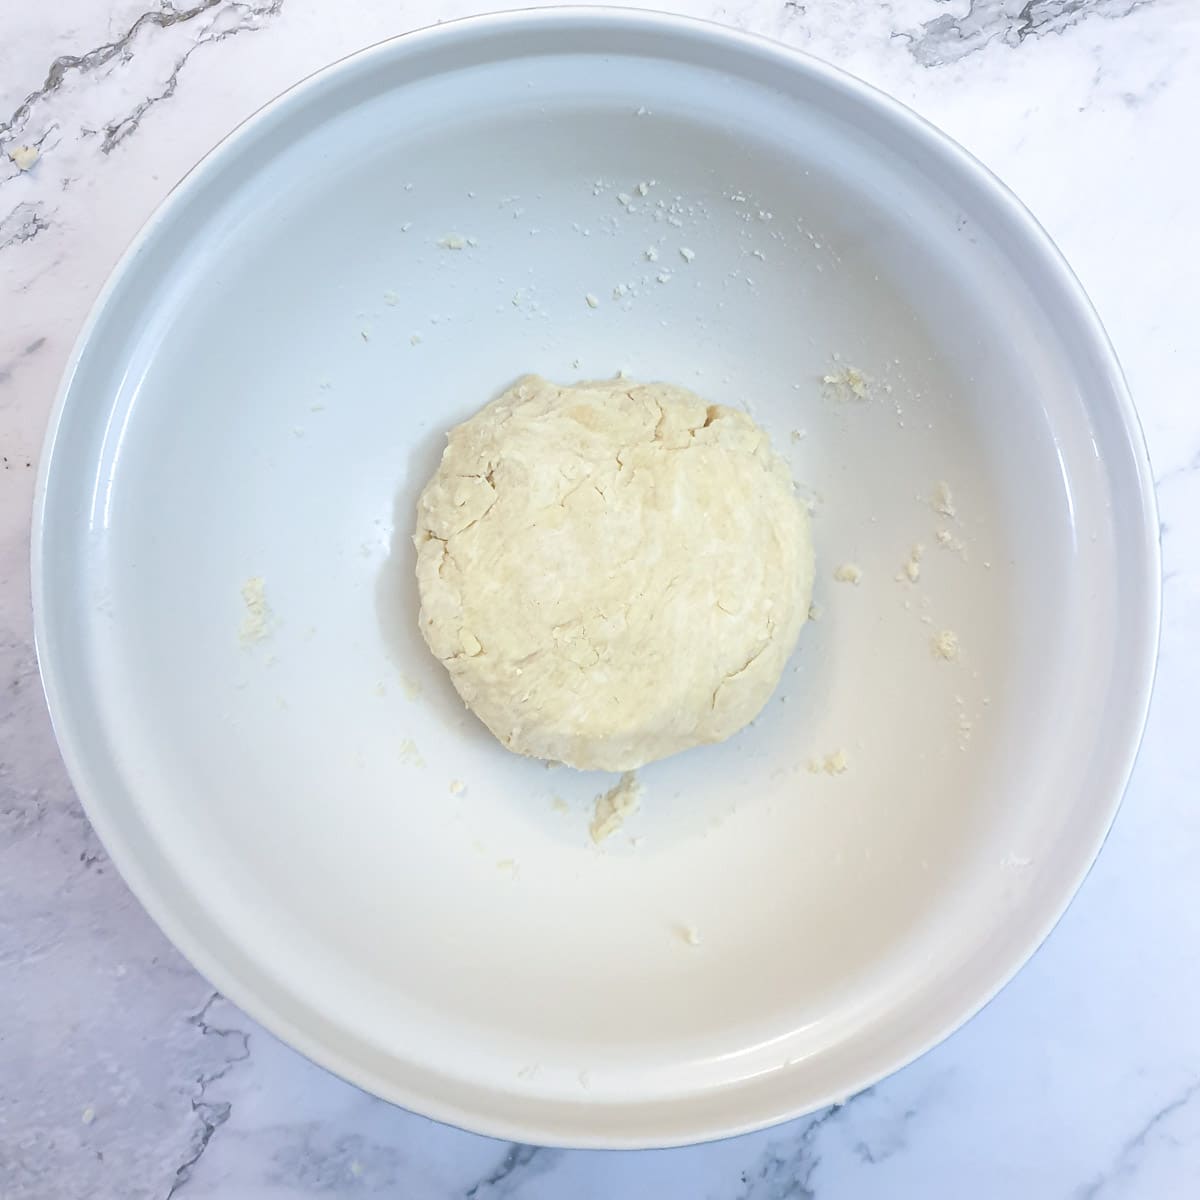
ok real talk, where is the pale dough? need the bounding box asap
[413,375,814,771]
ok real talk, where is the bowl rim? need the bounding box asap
[31,4,1162,1149]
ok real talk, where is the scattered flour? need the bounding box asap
[808,749,849,776]
[238,577,271,644]
[398,739,426,767]
[932,481,957,518]
[897,544,925,583]
[822,366,870,400]
[932,630,960,661]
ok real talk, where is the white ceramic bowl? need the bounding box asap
[33,8,1159,1147]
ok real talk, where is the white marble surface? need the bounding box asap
[2,0,1198,1195]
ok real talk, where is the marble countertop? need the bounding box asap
[3,1,1198,1196]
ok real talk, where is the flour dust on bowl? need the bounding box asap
[33,10,1159,1147]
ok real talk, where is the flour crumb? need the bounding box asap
[399,738,425,767]
[932,481,957,518]
[677,924,702,947]
[790,429,807,442]
[897,544,925,583]
[373,681,387,697]
[1001,852,1033,870]
[809,749,849,775]
[585,292,600,309]
[823,366,870,400]
[382,290,399,306]
[551,795,569,814]
[9,145,39,171]
[449,778,466,796]
[679,246,696,262]
[644,246,659,262]
[238,577,271,644]
[808,601,822,621]
[497,858,520,878]
[932,630,960,661]
[935,527,967,558]
[438,234,466,249]
[833,562,862,585]
[590,771,642,843]
[81,1106,95,1126]
[400,674,423,700]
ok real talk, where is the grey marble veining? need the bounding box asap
[3,1,1199,1197]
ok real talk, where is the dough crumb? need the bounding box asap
[808,749,849,775]
[551,795,569,814]
[590,771,642,843]
[808,601,822,621]
[932,630,960,661]
[9,144,39,171]
[585,292,600,309]
[1001,853,1033,870]
[400,674,423,700]
[677,924,702,946]
[822,366,870,400]
[399,738,426,767]
[238,577,271,644]
[936,527,967,558]
[932,481,957,518]
[679,246,696,262]
[383,290,399,306]
[897,543,925,583]
[833,562,862,585]
[449,779,466,795]
[790,429,807,442]
[81,1106,95,1125]
[438,234,466,249]
[644,246,659,262]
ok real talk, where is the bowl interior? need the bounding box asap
[36,13,1157,1145]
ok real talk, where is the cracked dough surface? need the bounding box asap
[413,375,814,771]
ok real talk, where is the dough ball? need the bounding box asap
[413,375,814,771]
